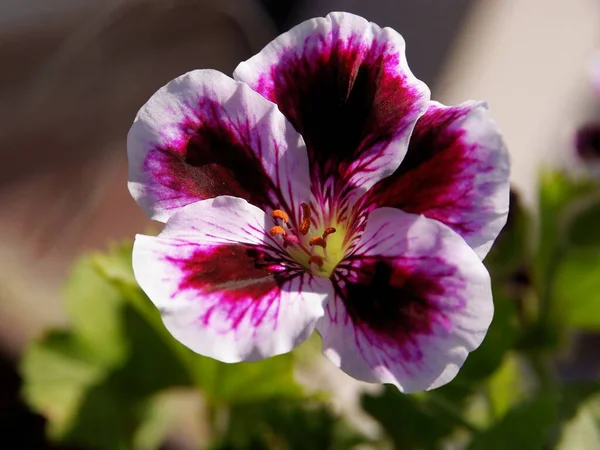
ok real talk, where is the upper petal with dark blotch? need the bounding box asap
[128,69,311,222]
[234,12,430,204]
[360,101,510,258]
[316,208,493,392]
[133,196,333,362]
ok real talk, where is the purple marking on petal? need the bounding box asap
[169,243,295,331]
[333,254,466,363]
[575,123,600,161]
[145,99,283,214]
[361,102,509,250]
[253,31,425,200]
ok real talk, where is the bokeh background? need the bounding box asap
[2,0,600,448]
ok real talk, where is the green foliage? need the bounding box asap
[556,389,600,450]
[362,386,466,450]
[553,247,600,329]
[467,392,557,450]
[215,400,369,450]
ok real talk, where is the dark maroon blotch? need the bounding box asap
[575,123,600,161]
[262,33,419,195]
[363,106,489,236]
[147,99,280,211]
[336,256,459,361]
[174,244,285,301]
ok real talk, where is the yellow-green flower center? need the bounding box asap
[270,204,350,278]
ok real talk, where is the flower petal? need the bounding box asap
[234,12,430,203]
[317,207,493,392]
[128,69,311,222]
[361,101,510,258]
[133,196,332,362]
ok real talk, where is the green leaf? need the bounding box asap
[21,301,194,449]
[92,241,138,288]
[194,354,303,405]
[362,385,470,450]
[556,391,600,450]
[218,400,370,450]
[565,194,600,248]
[63,254,129,365]
[537,170,595,301]
[20,331,107,439]
[486,352,526,420]
[553,247,600,329]
[467,392,557,450]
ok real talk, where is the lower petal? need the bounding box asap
[317,208,493,392]
[133,196,333,362]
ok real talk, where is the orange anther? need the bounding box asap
[269,225,286,236]
[308,255,324,267]
[299,203,311,235]
[309,236,327,248]
[322,227,337,238]
[271,210,289,224]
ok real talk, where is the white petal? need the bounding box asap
[234,12,430,204]
[133,196,333,362]
[317,207,493,392]
[128,69,311,222]
[362,101,510,259]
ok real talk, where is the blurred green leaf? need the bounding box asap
[362,385,471,450]
[63,252,129,365]
[553,247,600,329]
[565,194,600,248]
[486,353,526,420]
[20,330,107,439]
[92,241,138,288]
[217,400,370,450]
[556,390,600,450]
[21,300,193,449]
[537,170,595,302]
[194,354,303,405]
[467,392,557,450]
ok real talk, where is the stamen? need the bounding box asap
[269,225,286,236]
[299,203,311,235]
[271,209,289,224]
[308,255,324,268]
[322,227,336,238]
[283,235,300,248]
[309,236,327,248]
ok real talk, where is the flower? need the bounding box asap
[128,12,510,392]
[575,123,600,162]
[572,53,600,174]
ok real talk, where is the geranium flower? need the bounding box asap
[573,53,600,174]
[128,12,509,391]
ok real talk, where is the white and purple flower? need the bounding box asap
[128,12,510,392]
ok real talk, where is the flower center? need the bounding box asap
[269,203,348,277]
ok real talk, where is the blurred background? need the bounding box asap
[2,0,600,449]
